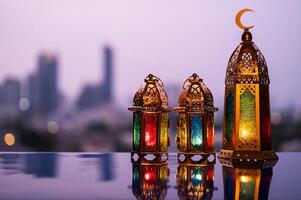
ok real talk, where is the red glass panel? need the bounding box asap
[143,166,157,183]
[260,87,271,150]
[144,113,157,150]
[207,114,214,151]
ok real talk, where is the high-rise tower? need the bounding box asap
[102,46,113,103]
[37,53,58,113]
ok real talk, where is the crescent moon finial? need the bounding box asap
[235,8,255,30]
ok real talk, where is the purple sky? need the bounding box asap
[0,0,300,109]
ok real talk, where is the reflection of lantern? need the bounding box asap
[218,17,278,162]
[176,164,215,200]
[132,163,169,199]
[129,74,170,162]
[221,161,276,200]
[174,74,218,164]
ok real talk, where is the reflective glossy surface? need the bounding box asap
[0,153,300,200]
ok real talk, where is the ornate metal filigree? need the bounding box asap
[130,74,169,111]
[225,33,269,86]
[175,73,217,113]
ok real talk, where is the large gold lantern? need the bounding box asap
[132,162,169,199]
[129,74,170,163]
[176,163,215,200]
[218,9,278,162]
[174,73,218,164]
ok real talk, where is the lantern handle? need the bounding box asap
[182,73,202,89]
[145,74,164,87]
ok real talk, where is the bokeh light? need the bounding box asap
[47,121,59,134]
[19,97,30,111]
[4,133,15,146]
[271,112,282,125]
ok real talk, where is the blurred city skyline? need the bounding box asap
[1,0,301,110]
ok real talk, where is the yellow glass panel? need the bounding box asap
[178,165,187,182]
[178,113,187,151]
[239,89,256,142]
[160,113,168,151]
[235,84,260,151]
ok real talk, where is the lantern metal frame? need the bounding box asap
[176,163,215,200]
[129,74,170,163]
[218,30,278,162]
[174,73,218,164]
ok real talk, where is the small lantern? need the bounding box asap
[129,74,170,163]
[221,162,275,200]
[218,10,278,162]
[132,163,169,199]
[174,73,218,164]
[176,164,215,200]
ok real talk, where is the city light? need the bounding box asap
[47,121,59,134]
[19,97,30,111]
[271,112,282,125]
[4,133,15,146]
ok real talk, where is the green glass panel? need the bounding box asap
[224,94,234,145]
[239,89,256,142]
[133,112,141,149]
[132,165,140,189]
[190,115,203,150]
[160,113,168,151]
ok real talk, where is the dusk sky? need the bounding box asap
[0,0,300,109]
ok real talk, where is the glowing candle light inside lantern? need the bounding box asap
[195,174,202,181]
[241,129,248,138]
[144,171,155,182]
[145,132,150,142]
[144,113,157,149]
[196,138,203,146]
[240,176,249,183]
[145,173,150,180]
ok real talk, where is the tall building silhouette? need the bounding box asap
[0,78,21,117]
[27,53,59,114]
[102,46,113,103]
[77,46,114,110]
[38,53,58,113]
[77,84,102,110]
[27,73,39,112]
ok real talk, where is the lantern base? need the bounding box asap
[177,152,216,165]
[131,151,168,164]
[217,149,278,168]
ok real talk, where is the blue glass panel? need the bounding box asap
[190,115,203,150]
[191,168,202,186]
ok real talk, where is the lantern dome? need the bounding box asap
[129,74,169,112]
[225,30,269,86]
[175,73,218,113]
